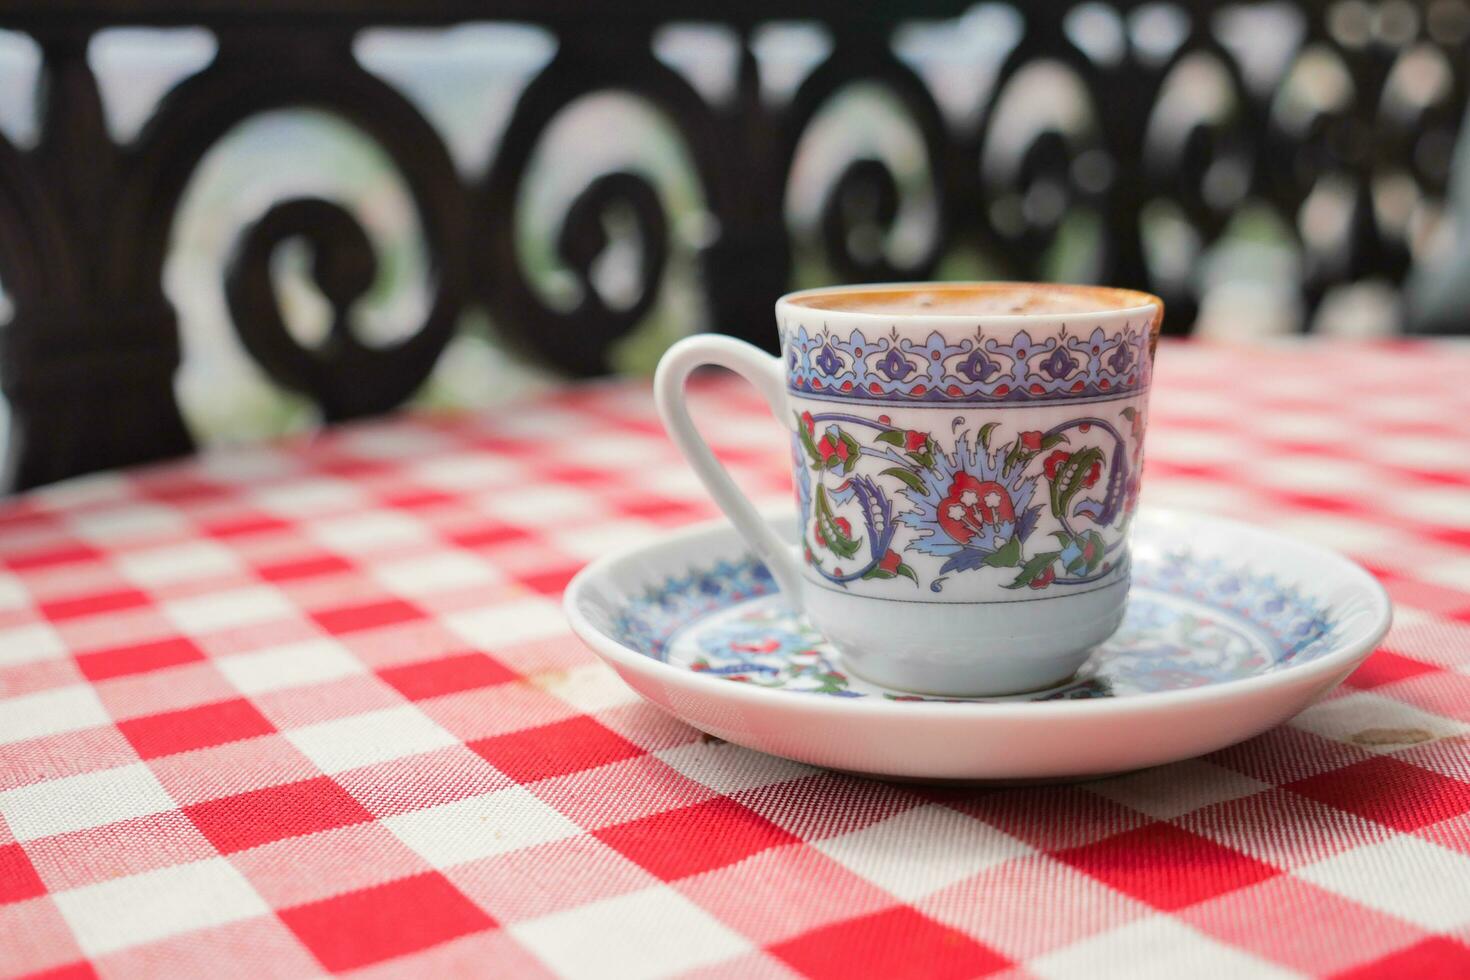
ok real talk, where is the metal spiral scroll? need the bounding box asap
[120,38,469,423]
[477,38,714,376]
[785,38,951,283]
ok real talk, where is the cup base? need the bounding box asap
[804,577,1129,698]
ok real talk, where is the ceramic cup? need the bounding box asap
[655,282,1163,696]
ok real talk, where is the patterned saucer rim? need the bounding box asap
[564,509,1391,719]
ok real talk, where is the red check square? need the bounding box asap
[0,843,46,904]
[278,872,494,972]
[593,797,799,881]
[381,488,455,510]
[202,513,291,539]
[184,776,374,853]
[446,523,528,550]
[40,589,150,622]
[312,598,425,636]
[118,697,277,759]
[515,566,580,597]
[74,637,205,681]
[1056,823,1279,911]
[1334,937,1470,979]
[1288,756,1470,831]
[378,653,516,701]
[469,716,643,783]
[769,906,1010,980]
[21,964,98,980]
[255,554,352,582]
[1345,650,1441,690]
[5,542,99,571]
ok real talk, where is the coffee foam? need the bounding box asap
[787,284,1156,317]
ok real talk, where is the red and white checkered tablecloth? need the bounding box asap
[1,339,1469,979]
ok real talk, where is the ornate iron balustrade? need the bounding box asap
[0,1,1464,489]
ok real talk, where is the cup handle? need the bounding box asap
[654,334,805,600]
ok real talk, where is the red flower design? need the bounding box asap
[1029,567,1056,589]
[937,473,1015,544]
[1082,538,1098,562]
[733,639,780,654]
[816,433,850,464]
[800,411,816,436]
[1019,431,1043,452]
[879,550,903,573]
[1043,450,1100,488]
[904,430,929,451]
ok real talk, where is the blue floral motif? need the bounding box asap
[1107,340,1133,374]
[1040,345,1079,380]
[877,348,915,381]
[814,344,843,376]
[955,346,999,382]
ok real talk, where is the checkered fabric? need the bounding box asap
[1,340,1469,980]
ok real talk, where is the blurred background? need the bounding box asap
[0,2,1466,486]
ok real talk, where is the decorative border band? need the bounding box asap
[781,324,1153,403]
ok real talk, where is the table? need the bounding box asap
[1,340,1469,979]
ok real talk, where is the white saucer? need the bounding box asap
[564,510,1390,781]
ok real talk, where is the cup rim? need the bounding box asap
[777,281,1164,331]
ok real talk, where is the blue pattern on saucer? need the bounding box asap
[609,551,1340,701]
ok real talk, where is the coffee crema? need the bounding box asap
[786,282,1159,317]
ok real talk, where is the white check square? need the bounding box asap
[1387,487,1470,530]
[815,804,1032,901]
[544,521,662,562]
[163,586,296,633]
[0,683,110,745]
[372,552,502,596]
[529,663,642,714]
[510,885,749,980]
[0,572,31,611]
[309,511,428,554]
[476,484,601,526]
[215,638,364,695]
[1290,692,1470,752]
[67,503,187,543]
[1030,916,1298,980]
[656,742,818,795]
[384,784,581,867]
[443,600,570,649]
[0,762,177,841]
[54,856,269,956]
[410,455,522,491]
[1295,835,1470,931]
[285,704,459,774]
[0,622,68,668]
[1087,759,1270,820]
[251,478,362,517]
[112,540,242,587]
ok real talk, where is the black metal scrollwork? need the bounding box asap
[0,1,1463,489]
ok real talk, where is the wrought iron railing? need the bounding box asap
[0,1,1464,488]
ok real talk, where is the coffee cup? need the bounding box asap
[655,282,1163,696]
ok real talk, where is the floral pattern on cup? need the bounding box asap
[792,406,1139,593]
